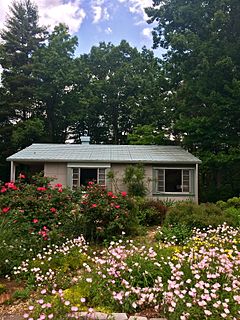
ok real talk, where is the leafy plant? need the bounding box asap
[156,224,192,245]
[164,202,239,229]
[123,164,147,197]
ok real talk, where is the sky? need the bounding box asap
[0,0,164,57]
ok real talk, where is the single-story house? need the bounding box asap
[7,137,201,203]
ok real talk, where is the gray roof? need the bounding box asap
[7,144,201,164]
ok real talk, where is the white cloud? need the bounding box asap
[0,0,12,30]
[38,0,86,33]
[0,0,86,34]
[142,27,152,39]
[91,0,110,24]
[92,5,102,23]
[105,26,112,34]
[117,0,152,22]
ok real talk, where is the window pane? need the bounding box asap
[72,168,80,189]
[182,170,190,192]
[98,168,106,185]
[157,169,164,192]
[165,169,182,192]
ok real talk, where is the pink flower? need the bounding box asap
[55,183,62,188]
[5,182,18,190]
[19,173,25,179]
[91,204,97,208]
[108,191,113,197]
[50,207,56,213]
[71,306,78,312]
[1,187,7,193]
[115,205,120,209]
[37,187,47,191]
[2,207,10,213]
[33,219,39,224]
[121,191,127,197]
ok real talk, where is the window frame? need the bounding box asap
[71,167,107,189]
[153,167,194,195]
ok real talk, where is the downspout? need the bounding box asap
[195,163,199,204]
[10,161,16,182]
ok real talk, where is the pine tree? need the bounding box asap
[0,0,47,121]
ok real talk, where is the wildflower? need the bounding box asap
[71,306,78,312]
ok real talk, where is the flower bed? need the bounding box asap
[13,224,240,319]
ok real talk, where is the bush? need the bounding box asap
[164,201,239,229]
[155,224,192,245]
[123,164,147,197]
[0,175,75,242]
[73,183,140,242]
[217,196,240,209]
[136,198,167,226]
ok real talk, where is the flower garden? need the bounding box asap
[0,175,240,319]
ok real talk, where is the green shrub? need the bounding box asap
[74,183,140,242]
[123,164,147,197]
[217,196,240,209]
[137,199,167,226]
[164,202,239,229]
[155,224,192,245]
[0,284,7,294]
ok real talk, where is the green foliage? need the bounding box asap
[216,196,240,224]
[128,124,170,145]
[136,198,167,226]
[217,196,240,209]
[164,201,239,229]
[0,176,75,240]
[73,183,140,242]
[32,23,78,142]
[0,283,7,294]
[146,0,240,202]
[11,118,45,148]
[12,287,31,300]
[123,164,147,197]
[71,41,168,144]
[0,0,47,149]
[156,224,192,245]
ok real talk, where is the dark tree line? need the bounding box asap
[0,0,239,202]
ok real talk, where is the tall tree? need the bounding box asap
[0,0,46,179]
[32,23,78,142]
[0,0,46,121]
[71,41,168,144]
[146,0,240,201]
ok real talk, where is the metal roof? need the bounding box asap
[7,144,201,164]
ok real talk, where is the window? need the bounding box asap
[154,168,193,193]
[72,168,106,189]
